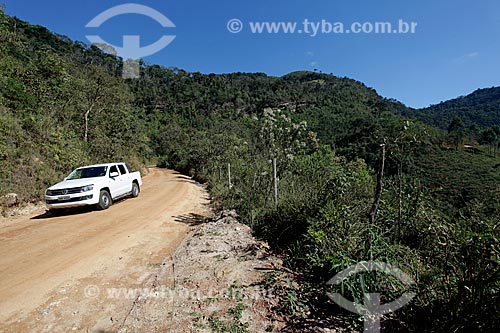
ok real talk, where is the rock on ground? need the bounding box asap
[2,193,18,206]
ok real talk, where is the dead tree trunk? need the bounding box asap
[368,144,386,224]
[84,105,92,142]
[83,96,103,142]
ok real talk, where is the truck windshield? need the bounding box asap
[67,166,108,180]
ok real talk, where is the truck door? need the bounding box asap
[117,164,130,195]
[108,165,122,198]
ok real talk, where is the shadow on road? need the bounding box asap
[31,206,94,220]
[30,196,133,220]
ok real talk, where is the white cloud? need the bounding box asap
[453,52,479,65]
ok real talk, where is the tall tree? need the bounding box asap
[480,128,498,157]
[448,116,466,150]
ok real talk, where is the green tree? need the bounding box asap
[480,128,498,157]
[448,116,466,150]
[492,125,500,156]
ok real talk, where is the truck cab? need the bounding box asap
[45,162,143,212]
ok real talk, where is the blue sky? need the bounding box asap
[3,0,500,108]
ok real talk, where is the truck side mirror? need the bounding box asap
[110,171,119,178]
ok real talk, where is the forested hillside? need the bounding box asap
[1,8,499,332]
[402,87,500,129]
[0,10,148,202]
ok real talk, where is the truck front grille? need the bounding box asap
[46,195,93,204]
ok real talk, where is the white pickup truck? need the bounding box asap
[45,162,142,212]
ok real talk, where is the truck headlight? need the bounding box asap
[80,185,94,193]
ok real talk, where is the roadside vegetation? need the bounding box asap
[1,8,499,332]
[0,9,147,204]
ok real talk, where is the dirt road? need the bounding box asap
[0,168,210,332]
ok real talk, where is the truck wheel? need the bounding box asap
[131,183,140,198]
[97,190,112,210]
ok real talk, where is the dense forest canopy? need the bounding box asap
[1,9,499,332]
[402,87,500,129]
